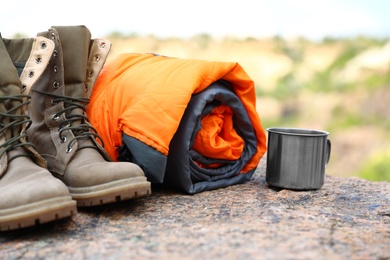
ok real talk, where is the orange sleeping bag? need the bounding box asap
[87,53,266,193]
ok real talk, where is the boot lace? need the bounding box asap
[0,95,36,162]
[31,89,105,153]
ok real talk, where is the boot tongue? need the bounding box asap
[52,26,92,132]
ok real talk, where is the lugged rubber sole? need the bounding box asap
[68,177,152,207]
[0,196,77,231]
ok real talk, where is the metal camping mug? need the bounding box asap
[266,127,331,190]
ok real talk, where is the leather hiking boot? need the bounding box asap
[26,26,151,207]
[0,34,76,231]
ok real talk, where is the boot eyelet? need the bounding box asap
[28,70,35,78]
[51,32,56,40]
[99,42,106,48]
[61,136,67,143]
[35,56,42,64]
[88,70,94,78]
[94,54,101,62]
[51,99,57,105]
[40,41,47,49]
[21,85,27,92]
[66,147,73,153]
[53,50,58,57]
[53,114,59,120]
[53,82,60,88]
[53,66,58,73]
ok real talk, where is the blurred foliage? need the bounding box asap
[261,115,299,131]
[359,152,390,181]
[106,31,140,39]
[5,33,28,39]
[327,112,365,131]
[273,35,304,63]
[191,33,212,49]
[307,43,366,93]
[364,73,390,90]
[106,31,127,38]
[273,72,302,99]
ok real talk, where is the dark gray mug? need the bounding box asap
[266,127,331,190]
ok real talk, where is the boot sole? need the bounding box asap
[0,196,77,231]
[67,177,152,207]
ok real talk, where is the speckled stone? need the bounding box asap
[1,159,389,260]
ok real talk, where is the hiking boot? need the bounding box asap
[26,26,151,207]
[0,34,76,231]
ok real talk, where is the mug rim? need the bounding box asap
[267,127,329,137]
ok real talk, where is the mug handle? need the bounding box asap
[325,139,331,168]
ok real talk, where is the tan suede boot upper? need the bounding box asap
[0,34,76,231]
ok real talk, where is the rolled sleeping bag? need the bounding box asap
[86,53,267,194]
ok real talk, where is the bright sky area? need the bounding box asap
[1,0,389,40]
